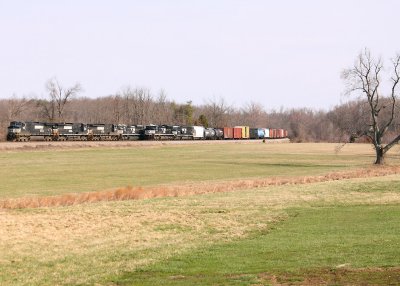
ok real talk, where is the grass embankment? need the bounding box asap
[0,143,400,285]
[2,165,400,208]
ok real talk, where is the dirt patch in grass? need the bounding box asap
[2,165,400,209]
[259,267,400,285]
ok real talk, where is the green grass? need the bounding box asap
[111,205,400,286]
[342,180,400,193]
[0,143,386,198]
[1,143,400,285]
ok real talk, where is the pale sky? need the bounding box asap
[0,0,399,110]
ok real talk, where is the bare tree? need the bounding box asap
[45,78,82,122]
[342,49,400,164]
[4,95,32,120]
[153,89,174,124]
[240,102,267,127]
[110,95,122,123]
[328,100,371,142]
[201,97,232,127]
[120,87,153,125]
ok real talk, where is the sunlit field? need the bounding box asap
[1,142,398,198]
[0,142,400,285]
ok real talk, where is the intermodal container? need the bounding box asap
[192,126,205,139]
[243,126,250,139]
[223,127,234,139]
[249,128,258,139]
[235,126,250,139]
[257,128,265,139]
[263,128,270,138]
[233,127,242,139]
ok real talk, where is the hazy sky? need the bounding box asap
[0,0,399,110]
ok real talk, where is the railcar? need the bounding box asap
[235,126,250,139]
[52,123,88,141]
[6,121,288,142]
[120,125,142,140]
[249,128,265,139]
[144,125,177,140]
[204,128,216,139]
[7,121,53,141]
[86,124,125,141]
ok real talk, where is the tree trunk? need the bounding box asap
[374,146,384,165]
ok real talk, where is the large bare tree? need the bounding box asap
[45,78,82,122]
[342,49,400,164]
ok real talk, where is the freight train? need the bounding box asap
[6,121,288,142]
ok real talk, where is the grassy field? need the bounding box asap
[0,142,397,198]
[114,204,400,286]
[0,142,400,285]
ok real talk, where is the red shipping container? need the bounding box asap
[233,127,242,139]
[223,127,234,139]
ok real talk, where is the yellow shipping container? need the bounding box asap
[234,126,250,139]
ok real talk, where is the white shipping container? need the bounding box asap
[192,126,205,139]
[263,128,270,138]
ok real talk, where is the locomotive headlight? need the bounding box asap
[8,128,20,133]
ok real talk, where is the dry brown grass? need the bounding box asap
[1,172,399,285]
[2,165,400,209]
[0,138,288,152]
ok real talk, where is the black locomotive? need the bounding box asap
[6,121,287,142]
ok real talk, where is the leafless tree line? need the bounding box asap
[2,74,400,144]
[2,90,398,143]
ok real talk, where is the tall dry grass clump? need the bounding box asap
[2,165,400,209]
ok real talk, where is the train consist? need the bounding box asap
[6,121,288,142]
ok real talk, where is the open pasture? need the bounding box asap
[0,142,397,199]
[1,142,400,285]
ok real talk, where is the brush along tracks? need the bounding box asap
[1,165,400,209]
[0,138,289,151]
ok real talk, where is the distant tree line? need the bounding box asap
[1,81,400,144]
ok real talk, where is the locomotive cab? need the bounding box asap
[7,121,24,141]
